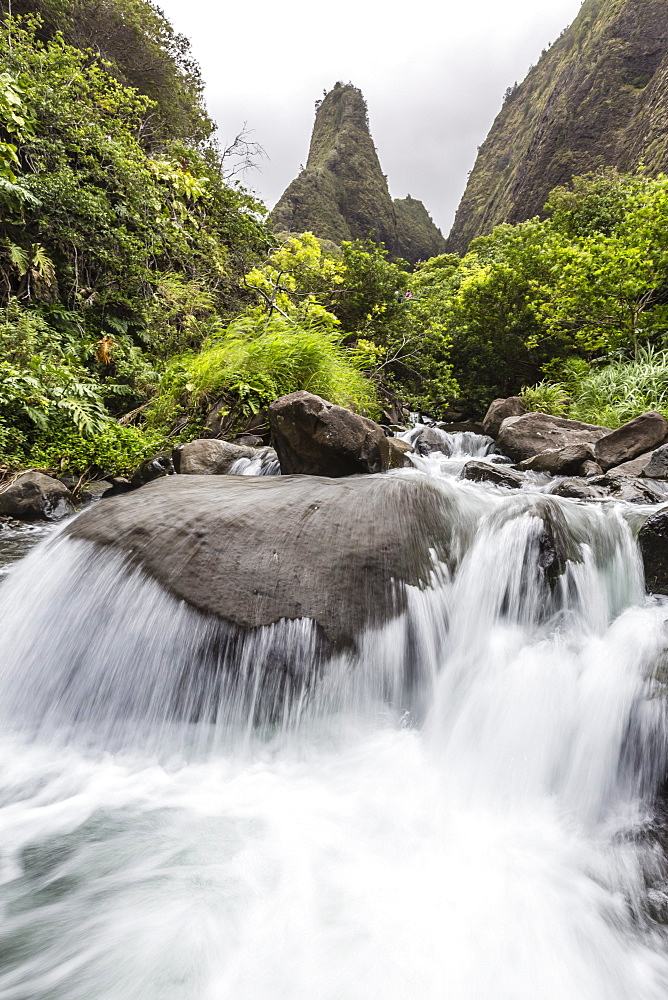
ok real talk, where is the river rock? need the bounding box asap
[0,472,73,521]
[643,444,668,480]
[549,478,606,501]
[482,396,526,438]
[461,461,524,489]
[173,439,257,475]
[518,443,594,476]
[589,472,668,504]
[437,420,486,435]
[412,426,452,457]
[66,474,456,650]
[496,412,609,463]
[593,412,668,472]
[231,434,265,448]
[387,438,413,468]
[81,480,114,502]
[639,510,668,595]
[268,391,391,476]
[607,452,654,477]
[130,454,174,488]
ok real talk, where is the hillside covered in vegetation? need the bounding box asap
[447,0,668,252]
[271,84,447,266]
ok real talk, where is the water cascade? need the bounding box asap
[0,438,668,998]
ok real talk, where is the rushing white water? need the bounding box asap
[1,441,668,998]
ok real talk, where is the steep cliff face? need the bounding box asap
[447,0,668,253]
[271,84,446,264]
[394,196,447,263]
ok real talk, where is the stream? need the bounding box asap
[1,435,668,999]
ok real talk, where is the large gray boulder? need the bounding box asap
[496,412,609,463]
[66,474,454,649]
[0,472,73,521]
[593,412,668,472]
[482,396,525,438]
[173,439,258,475]
[268,391,391,477]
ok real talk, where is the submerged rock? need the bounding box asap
[594,412,668,472]
[496,412,609,463]
[268,391,391,477]
[66,474,455,649]
[0,472,73,521]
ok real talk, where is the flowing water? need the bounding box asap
[1,438,668,999]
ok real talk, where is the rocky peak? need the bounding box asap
[271,84,446,264]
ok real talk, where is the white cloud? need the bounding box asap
[157,0,583,233]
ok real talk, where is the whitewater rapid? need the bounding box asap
[1,434,668,999]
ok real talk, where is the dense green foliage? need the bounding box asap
[0,11,270,476]
[5,1,668,484]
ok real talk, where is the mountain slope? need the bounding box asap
[447,0,668,253]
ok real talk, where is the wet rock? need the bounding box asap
[109,477,133,494]
[66,474,456,649]
[518,443,594,476]
[268,391,392,477]
[482,396,526,438]
[605,475,667,504]
[436,420,486,435]
[231,434,265,448]
[643,444,668,480]
[172,439,257,476]
[589,472,668,504]
[496,412,609,463]
[130,454,174,488]
[81,480,114,502]
[0,472,73,521]
[486,495,576,593]
[581,460,603,477]
[387,437,413,468]
[412,426,452,457]
[606,452,654,477]
[549,478,607,501]
[461,461,524,489]
[639,510,668,595]
[594,411,668,472]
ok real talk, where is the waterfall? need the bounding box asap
[0,437,668,998]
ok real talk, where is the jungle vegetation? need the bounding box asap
[3,4,668,483]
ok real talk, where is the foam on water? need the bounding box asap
[1,438,668,998]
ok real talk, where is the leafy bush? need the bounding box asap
[148,312,378,437]
[28,423,164,477]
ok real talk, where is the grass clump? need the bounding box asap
[148,313,378,439]
[521,347,668,428]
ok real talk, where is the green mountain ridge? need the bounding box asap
[271,84,446,265]
[446,0,668,253]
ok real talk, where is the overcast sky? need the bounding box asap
[157,0,583,235]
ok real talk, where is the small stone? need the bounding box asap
[461,461,524,489]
